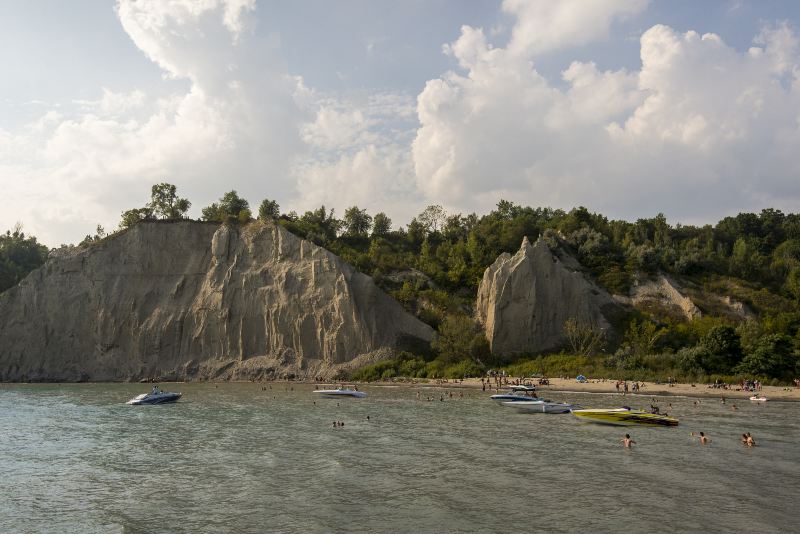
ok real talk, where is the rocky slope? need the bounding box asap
[476,237,623,355]
[0,221,433,381]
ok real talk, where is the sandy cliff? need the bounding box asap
[0,221,432,381]
[476,237,622,355]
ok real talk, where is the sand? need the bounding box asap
[367,376,800,401]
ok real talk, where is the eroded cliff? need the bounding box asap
[476,237,622,355]
[0,221,433,381]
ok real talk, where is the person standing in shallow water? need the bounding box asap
[621,434,636,448]
[691,432,710,444]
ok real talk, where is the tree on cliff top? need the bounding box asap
[343,206,372,238]
[258,198,280,220]
[0,225,48,293]
[202,190,251,222]
[149,183,191,219]
[119,182,190,229]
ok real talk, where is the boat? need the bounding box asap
[749,395,768,402]
[313,386,367,398]
[502,399,582,414]
[126,386,181,405]
[490,385,538,402]
[571,407,679,426]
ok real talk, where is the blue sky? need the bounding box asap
[1,0,800,245]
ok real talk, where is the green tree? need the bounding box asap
[258,198,280,220]
[418,205,446,234]
[372,212,392,237]
[699,325,743,373]
[0,225,49,293]
[119,207,154,229]
[563,317,606,356]
[343,206,372,237]
[632,320,664,355]
[431,314,487,364]
[736,334,797,378]
[786,267,800,300]
[202,191,250,222]
[148,183,191,219]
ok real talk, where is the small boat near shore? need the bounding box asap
[502,399,582,414]
[572,407,679,426]
[314,386,367,398]
[490,384,538,402]
[749,395,768,402]
[126,386,181,405]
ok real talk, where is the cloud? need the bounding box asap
[2,0,800,247]
[502,0,649,56]
[0,0,311,244]
[413,11,800,223]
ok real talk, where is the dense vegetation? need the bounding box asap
[0,225,49,293]
[4,183,799,383]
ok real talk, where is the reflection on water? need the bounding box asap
[1,383,798,533]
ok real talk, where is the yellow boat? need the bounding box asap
[572,408,679,426]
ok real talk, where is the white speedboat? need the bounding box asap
[502,399,582,414]
[490,385,538,402]
[749,395,768,402]
[313,386,367,398]
[126,387,181,405]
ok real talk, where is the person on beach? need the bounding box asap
[691,432,710,444]
[621,434,636,448]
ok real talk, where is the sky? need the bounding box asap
[1,0,800,246]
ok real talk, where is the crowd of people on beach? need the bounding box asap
[614,380,644,394]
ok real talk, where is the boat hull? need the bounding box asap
[503,401,581,414]
[126,392,182,405]
[314,390,367,398]
[572,409,678,426]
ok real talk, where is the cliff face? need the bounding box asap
[0,221,432,381]
[476,237,621,355]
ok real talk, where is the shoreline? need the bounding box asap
[4,377,798,401]
[353,377,800,401]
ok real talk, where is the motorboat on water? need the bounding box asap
[313,386,367,398]
[502,399,582,414]
[571,407,679,426]
[490,385,538,402]
[749,395,768,402]
[126,386,181,405]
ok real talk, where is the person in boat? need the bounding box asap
[151,385,161,395]
[621,434,636,448]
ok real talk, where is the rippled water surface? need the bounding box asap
[1,383,798,533]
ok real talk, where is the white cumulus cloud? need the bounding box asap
[413,10,800,222]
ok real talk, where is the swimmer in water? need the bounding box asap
[746,433,755,447]
[691,431,710,444]
[621,434,636,448]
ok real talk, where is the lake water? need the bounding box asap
[1,383,798,533]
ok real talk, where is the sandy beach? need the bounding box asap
[362,376,800,401]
